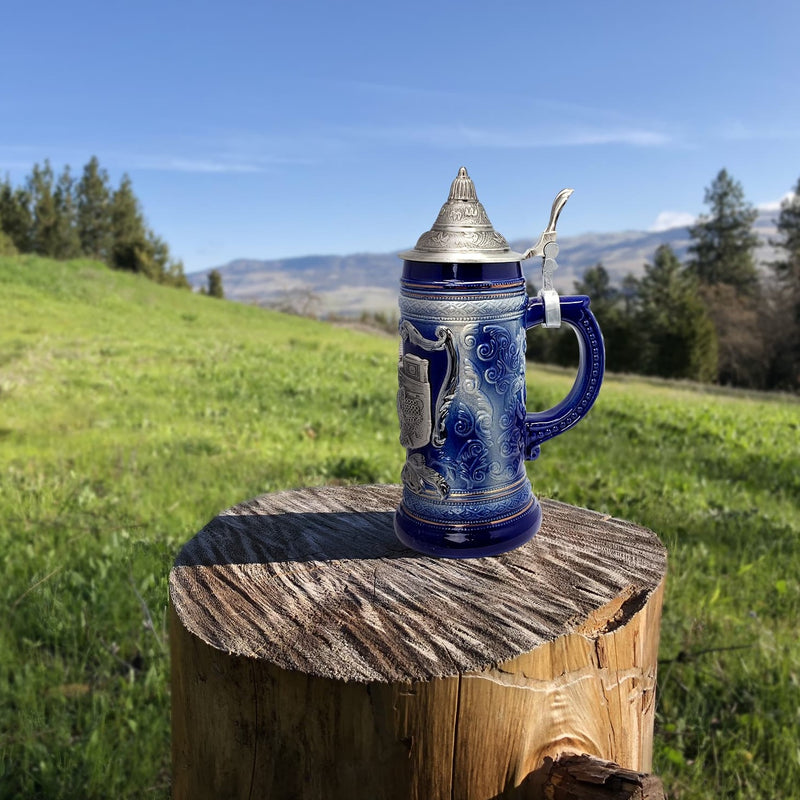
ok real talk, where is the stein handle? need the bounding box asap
[523,295,605,460]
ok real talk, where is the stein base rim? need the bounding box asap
[393,497,542,559]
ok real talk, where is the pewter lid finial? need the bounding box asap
[398,166,525,264]
[448,166,477,201]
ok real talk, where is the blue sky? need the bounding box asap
[2,0,798,273]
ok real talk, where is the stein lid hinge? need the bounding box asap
[522,188,574,329]
[539,242,561,328]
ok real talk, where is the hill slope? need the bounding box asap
[1,255,798,799]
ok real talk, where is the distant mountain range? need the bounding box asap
[188,211,779,317]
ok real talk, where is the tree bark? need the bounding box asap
[170,485,666,800]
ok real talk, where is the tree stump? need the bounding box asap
[170,485,666,800]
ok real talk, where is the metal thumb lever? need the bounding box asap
[522,188,574,329]
[522,188,574,261]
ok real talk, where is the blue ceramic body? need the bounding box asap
[395,261,604,558]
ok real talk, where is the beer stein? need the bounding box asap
[395,167,604,558]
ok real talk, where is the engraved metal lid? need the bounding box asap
[399,167,526,264]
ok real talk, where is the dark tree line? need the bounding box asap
[0,157,189,288]
[528,169,800,392]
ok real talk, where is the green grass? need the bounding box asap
[1,254,798,799]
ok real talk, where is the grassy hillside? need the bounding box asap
[1,255,798,799]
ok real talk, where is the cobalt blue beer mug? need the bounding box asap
[394,168,605,558]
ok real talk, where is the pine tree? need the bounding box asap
[620,273,640,316]
[148,231,169,280]
[574,264,638,373]
[146,231,189,288]
[0,176,33,252]
[771,177,800,291]
[28,161,62,257]
[638,244,718,382]
[109,174,153,276]
[206,269,224,298]
[106,175,190,288]
[76,156,112,260]
[164,258,190,289]
[52,165,81,259]
[767,177,800,389]
[687,169,759,296]
[574,264,617,307]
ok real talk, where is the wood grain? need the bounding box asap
[170,485,667,799]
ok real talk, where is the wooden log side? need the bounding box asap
[170,485,667,800]
[170,609,461,800]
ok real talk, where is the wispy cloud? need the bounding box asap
[124,155,270,174]
[342,123,675,150]
[558,129,673,147]
[757,193,793,212]
[343,80,467,103]
[114,137,318,173]
[650,211,696,232]
[0,143,314,176]
[650,195,793,231]
[343,81,672,129]
[718,121,800,142]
